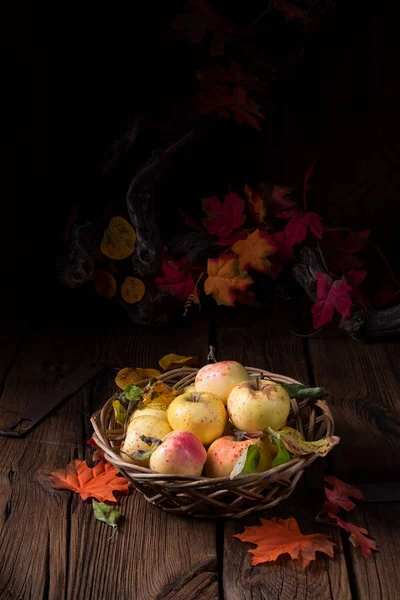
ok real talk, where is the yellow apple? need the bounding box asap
[131,407,168,422]
[195,361,249,405]
[227,379,290,431]
[167,391,227,446]
[205,436,272,478]
[149,431,207,476]
[120,415,172,466]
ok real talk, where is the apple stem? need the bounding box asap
[256,377,260,390]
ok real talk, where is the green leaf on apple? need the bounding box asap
[268,426,340,457]
[281,384,329,400]
[112,399,127,426]
[230,444,260,479]
[92,499,121,529]
[125,384,143,402]
[271,439,292,468]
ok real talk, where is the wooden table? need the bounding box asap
[1,301,400,600]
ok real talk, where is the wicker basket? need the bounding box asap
[91,367,334,519]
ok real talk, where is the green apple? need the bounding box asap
[195,361,249,405]
[227,379,290,431]
[120,415,172,467]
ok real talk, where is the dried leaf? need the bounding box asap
[202,192,246,244]
[112,399,127,426]
[324,476,364,515]
[92,500,121,529]
[100,216,136,260]
[93,270,117,299]
[278,210,323,246]
[329,514,377,558]
[271,439,292,468]
[204,254,253,306]
[155,259,195,301]
[230,444,260,479]
[49,459,130,502]
[312,273,353,329]
[234,517,335,568]
[268,426,340,457]
[121,277,145,304]
[140,380,180,411]
[232,229,277,274]
[281,383,329,400]
[159,354,200,371]
[244,185,266,224]
[115,367,161,390]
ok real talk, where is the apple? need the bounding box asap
[184,384,196,393]
[227,379,290,432]
[149,431,207,476]
[195,361,249,405]
[131,407,168,422]
[120,415,172,466]
[167,391,227,446]
[205,436,272,478]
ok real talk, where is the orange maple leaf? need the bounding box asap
[232,229,277,274]
[244,185,266,224]
[234,517,335,569]
[49,459,130,502]
[204,254,253,306]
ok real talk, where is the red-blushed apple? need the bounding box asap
[205,436,272,478]
[195,361,249,405]
[149,431,207,476]
[227,379,290,431]
[120,415,172,466]
[167,391,227,445]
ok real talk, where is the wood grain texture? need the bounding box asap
[216,318,351,600]
[307,337,400,481]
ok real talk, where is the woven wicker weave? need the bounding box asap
[91,367,334,519]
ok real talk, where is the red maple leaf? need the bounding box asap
[178,208,202,231]
[87,437,97,448]
[198,85,265,130]
[278,210,323,246]
[197,63,259,91]
[373,286,400,307]
[329,514,377,558]
[155,259,195,301]
[303,159,316,208]
[271,231,295,261]
[312,273,353,328]
[342,270,370,310]
[274,0,309,23]
[202,192,246,244]
[321,230,369,272]
[324,476,364,515]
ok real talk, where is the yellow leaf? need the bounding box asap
[115,367,161,390]
[139,381,180,410]
[112,399,127,426]
[244,185,266,224]
[204,255,253,306]
[100,216,136,260]
[121,277,145,304]
[159,354,200,371]
[93,270,117,299]
[232,229,277,274]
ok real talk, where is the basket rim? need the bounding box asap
[90,366,334,485]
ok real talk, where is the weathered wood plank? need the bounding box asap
[66,319,219,600]
[307,337,400,482]
[216,318,351,600]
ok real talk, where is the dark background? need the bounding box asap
[2,1,399,316]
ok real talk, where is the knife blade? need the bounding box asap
[0,362,107,438]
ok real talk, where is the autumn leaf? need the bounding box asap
[112,399,127,426]
[155,259,195,301]
[87,437,97,448]
[278,210,323,246]
[303,159,316,207]
[232,229,277,274]
[324,476,364,515]
[271,185,295,209]
[49,459,130,502]
[100,216,136,260]
[204,254,253,306]
[312,273,353,329]
[329,514,377,558]
[159,353,200,371]
[121,277,145,304]
[321,230,369,272]
[115,367,161,390]
[274,0,309,23]
[270,232,295,261]
[234,517,335,568]
[197,63,259,91]
[244,185,266,224]
[139,380,180,411]
[373,286,400,308]
[178,208,202,231]
[198,85,265,130]
[92,500,121,529]
[93,270,117,299]
[268,426,340,457]
[202,192,246,244]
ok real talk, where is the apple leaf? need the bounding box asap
[278,210,323,246]
[159,353,200,371]
[204,254,253,306]
[230,444,260,479]
[201,192,246,244]
[234,517,335,569]
[244,185,266,224]
[268,426,340,457]
[271,439,292,468]
[324,476,364,515]
[112,399,127,426]
[312,273,353,329]
[124,385,143,403]
[329,514,377,558]
[232,229,277,274]
[281,383,329,400]
[155,259,195,301]
[92,500,121,529]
